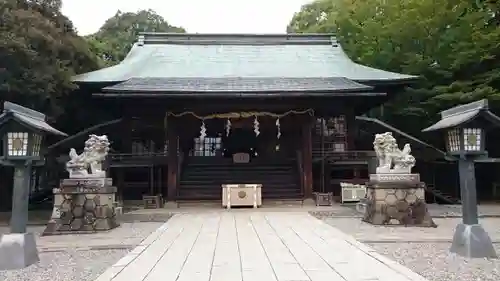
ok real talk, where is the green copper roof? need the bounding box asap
[101,77,376,94]
[73,33,417,86]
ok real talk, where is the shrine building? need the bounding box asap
[69,33,418,204]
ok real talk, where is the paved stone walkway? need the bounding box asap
[95,212,429,281]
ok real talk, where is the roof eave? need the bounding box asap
[92,91,387,98]
[355,76,420,86]
[100,87,374,94]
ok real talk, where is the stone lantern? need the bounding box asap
[423,99,498,259]
[0,102,67,270]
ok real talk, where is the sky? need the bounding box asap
[61,0,313,36]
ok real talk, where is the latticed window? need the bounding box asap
[7,132,29,156]
[315,116,346,136]
[131,140,156,154]
[331,142,346,152]
[191,137,222,156]
[315,116,348,152]
[31,134,42,156]
[447,129,460,152]
[463,128,482,151]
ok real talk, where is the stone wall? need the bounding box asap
[43,186,119,235]
[363,183,436,227]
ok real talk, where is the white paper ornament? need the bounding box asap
[226,119,231,136]
[253,116,260,136]
[200,120,206,140]
[276,118,281,139]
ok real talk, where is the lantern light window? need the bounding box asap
[463,128,482,151]
[447,128,461,152]
[31,134,42,157]
[7,132,29,157]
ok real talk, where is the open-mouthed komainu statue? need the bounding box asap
[66,134,110,178]
[373,132,415,174]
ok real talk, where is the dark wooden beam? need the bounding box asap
[301,115,314,198]
[91,96,387,118]
[166,117,179,201]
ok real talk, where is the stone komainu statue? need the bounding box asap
[66,134,110,178]
[373,132,415,174]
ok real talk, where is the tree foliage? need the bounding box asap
[85,9,186,66]
[0,0,101,122]
[288,0,500,134]
[287,0,336,33]
[1,4,185,134]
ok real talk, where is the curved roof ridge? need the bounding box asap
[138,32,337,45]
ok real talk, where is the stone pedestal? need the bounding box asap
[363,174,436,227]
[42,178,119,236]
[0,233,39,270]
[450,224,497,258]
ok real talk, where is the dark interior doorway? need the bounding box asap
[223,127,258,157]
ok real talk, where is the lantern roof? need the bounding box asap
[422,99,500,132]
[0,102,67,136]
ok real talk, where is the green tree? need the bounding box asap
[287,0,336,33]
[289,0,500,135]
[86,9,186,66]
[0,0,102,124]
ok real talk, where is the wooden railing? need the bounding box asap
[312,150,375,162]
[107,152,168,167]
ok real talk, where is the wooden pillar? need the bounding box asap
[116,168,124,203]
[346,110,357,150]
[346,110,360,181]
[301,115,314,198]
[166,117,179,201]
[117,118,132,203]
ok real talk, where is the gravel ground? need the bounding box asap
[311,204,500,219]
[369,243,500,281]
[0,221,167,281]
[0,249,128,281]
[320,216,500,281]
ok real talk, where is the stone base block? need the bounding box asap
[0,233,39,270]
[42,179,119,236]
[302,198,316,206]
[164,201,179,208]
[362,180,436,227]
[450,224,498,258]
[61,178,113,188]
[313,192,334,206]
[115,206,123,215]
[369,173,420,183]
[356,200,367,214]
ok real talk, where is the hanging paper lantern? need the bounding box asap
[226,119,231,136]
[200,120,207,140]
[276,118,281,139]
[253,116,260,136]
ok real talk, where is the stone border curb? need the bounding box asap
[309,210,500,219]
[92,216,174,281]
[0,213,174,227]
